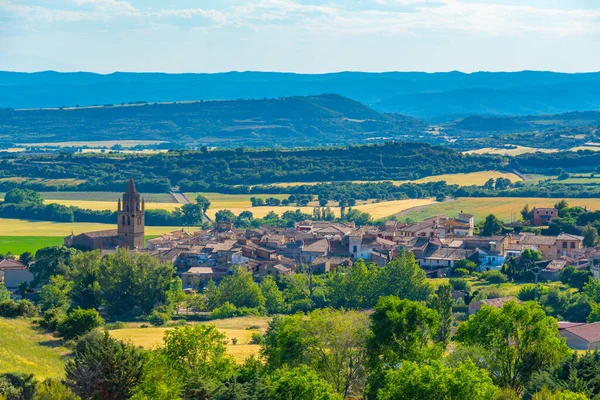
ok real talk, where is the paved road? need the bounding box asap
[171,192,189,204]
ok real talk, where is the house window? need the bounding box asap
[562,242,567,248]
[127,216,130,226]
[571,242,575,248]
[353,246,357,253]
[122,216,125,225]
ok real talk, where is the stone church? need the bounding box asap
[64,178,145,251]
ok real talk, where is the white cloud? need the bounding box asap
[151,8,227,25]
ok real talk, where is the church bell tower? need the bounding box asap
[118,178,145,249]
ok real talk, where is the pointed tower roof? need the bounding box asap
[127,177,137,194]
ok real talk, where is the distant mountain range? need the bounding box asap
[0,94,426,147]
[2,71,600,120]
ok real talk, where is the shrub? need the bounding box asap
[41,307,67,330]
[57,308,104,340]
[453,268,470,277]
[146,310,171,326]
[250,331,265,345]
[0,373,38,400]
[480,270,508,284]
[449,278,470,292]
[0,299,37,318]
[210,302,261,320]
[104,321,125,330]
[452,297,468,313]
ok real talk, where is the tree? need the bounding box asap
[180,203,203,225]
[455,301,570,391]
[215,210,236,227]
[166,277,186,314]
[19,251,33,266]
[3,188,44,205]
[99,249,175,317]
[555,200,569,213]
[57,308,104,340]
[39,275,72,312]
[0,284,10,302]
[217,266,265,309]
[0,373,38,400]
[204,279,220,311]
[378,252,433,302]
[260,275,286,314]
[483,178,495,190]
[377,360,498,400]
[366,296,442,399]
[582,224,599,247]
[69,251,102,310]
[270,366,342,400]
[66,331,146,400]
[162,325,235,382]
[481,214,504,236]
[195,194,211,213]
[521,204,534,222]
[430,283,453,345]
[326,259,379,309]
[30,246,80,285]
[368,296,441,366]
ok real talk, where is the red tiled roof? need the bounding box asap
[564,322,600,343]
[0,258,26,270]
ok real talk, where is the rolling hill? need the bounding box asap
[0,94,425,147]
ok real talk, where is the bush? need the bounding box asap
[41,307,67,330]
[0,299,37,318]
[0,373,38,400]
[104,321,125,330]
[453,268,470,277]
[518,284,548,301]
[146,310,171,326]
[210,302,261,320]
[57,308,104,340]
[449,278,470,292]
[250,331,265,345]
[480,270,508,284]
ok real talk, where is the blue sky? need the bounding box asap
[1,0,599,73]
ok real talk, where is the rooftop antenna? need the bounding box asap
[377,152,384,167]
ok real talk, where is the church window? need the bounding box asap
[127,216,130,226]
[122,216,125,225]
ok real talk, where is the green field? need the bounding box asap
[0,235,162,255]
[400,197,600,223]
[0,318,69,379]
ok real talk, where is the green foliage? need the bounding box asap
[146,309,171,326]
[450,277,471,293]
[582,225,599,247]
[377,360,498,400]
[217,266,265,310]
[66,331,146,400]
[209,302,261,320]
[454,259,477,274]
[99,249,175,317]
[481,214,504,236]
[3,188,43,206]
[161,325,235,382]
[480,270,509,284]
[453,268,470,277]
[30,246,80,285]
[430,283,453,345]
[0,284,9,303]
[518,284,549,302]
[39,275,71,312]
[0,299,37,318]
[0,373,38,400]
[69,251,102,310]
[367,296,442,399]
[41,307,67,331]
[521,204,534,222]
[455,301,571,391]
[36,379,80,400]
[260,276,286,314]
[270,366,342,400]
[57,308,104,340]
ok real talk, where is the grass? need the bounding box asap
[0,235,162,255]
[185,193,290,208]
[0,178,85,186]
[109,316,270,363]
[0,218,191,237]
[0,318,69,379]
[400,197,600,223]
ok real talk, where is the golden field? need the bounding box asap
[401,197,600,223]
[463,146,559,156]
[255,170,523,188]
[19,140,164,148]
[110,316,270,363]
[0,218,189,236]
[185,193,290,208]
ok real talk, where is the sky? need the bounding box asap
[0,0,599,73]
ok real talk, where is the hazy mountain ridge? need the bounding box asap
[2,71,600,118]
